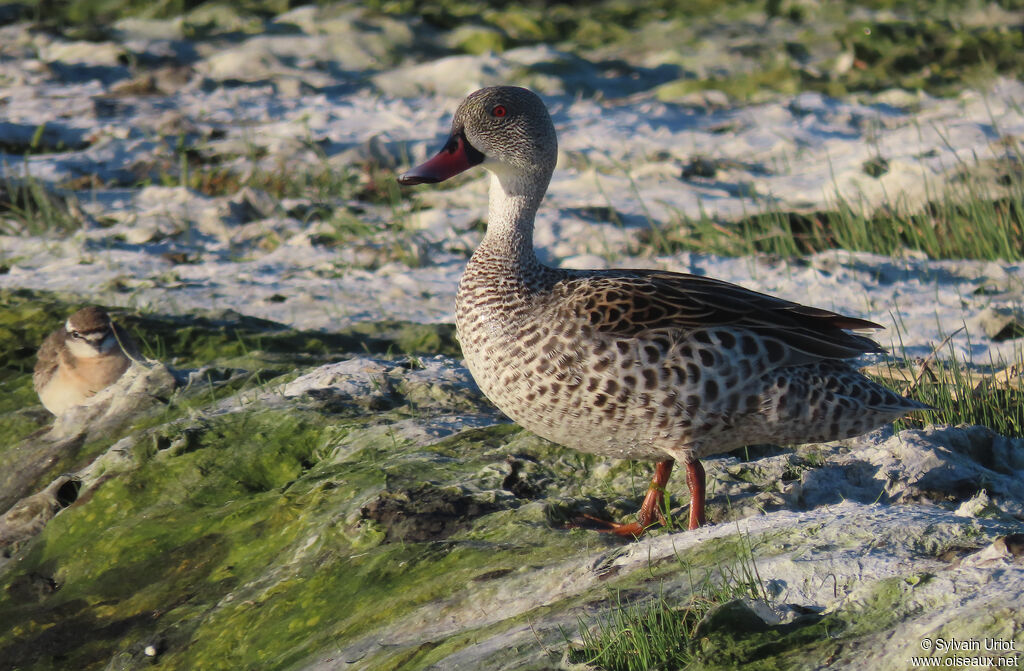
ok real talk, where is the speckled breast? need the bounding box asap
[455,262,691,461]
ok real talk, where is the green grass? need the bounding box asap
[567,532,768,671]
[149,127,408,203]
[870,337,1024,439]
[24,0,290,29]
[639,156,1024,262]
[570,593,697,670]
[0,177,83,237]
[909,360,1024,438]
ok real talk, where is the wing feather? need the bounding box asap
[558,269,883,360]
[32,328,64,393]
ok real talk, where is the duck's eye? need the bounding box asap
[70,331,81,339]
[491,105,507,118]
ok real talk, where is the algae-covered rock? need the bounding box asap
[0,476,78,549]
[0,362,180,512]
[1,308,1021,670]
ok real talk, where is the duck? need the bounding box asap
[398,85,929,537]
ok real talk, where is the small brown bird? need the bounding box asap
[399,86,929,537]
[33,306,138,416]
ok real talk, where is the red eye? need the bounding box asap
[491,105,507,118]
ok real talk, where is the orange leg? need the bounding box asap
[574,459,675,538]
[571,457,709,538]
[685,458,706,530]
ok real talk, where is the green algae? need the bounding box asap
[123,312,460,371]
[1,409,351,669]
[691,574,953,671]
[1,367,1019,671]
[0,400,563,669]
[686,577,932,670]
[0,376,47,445]
[689,607,839,671]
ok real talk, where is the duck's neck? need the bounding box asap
[475,169,548,273]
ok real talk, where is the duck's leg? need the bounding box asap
[574,458,675,538]
[685,458,707,530]
[630,458,675,531]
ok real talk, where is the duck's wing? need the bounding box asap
[559,270,884,361]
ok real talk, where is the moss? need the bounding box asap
[449,24,507,54]
[656,64,803,103]
[835,19,1024,96]
[125,313,460,371]
[1,410,343,668]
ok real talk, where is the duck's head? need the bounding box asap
[398,86,557,188]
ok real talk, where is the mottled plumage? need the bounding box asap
[400,86,928,536]
[34,306,137,415]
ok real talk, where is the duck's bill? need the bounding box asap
[398,132,484,185]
